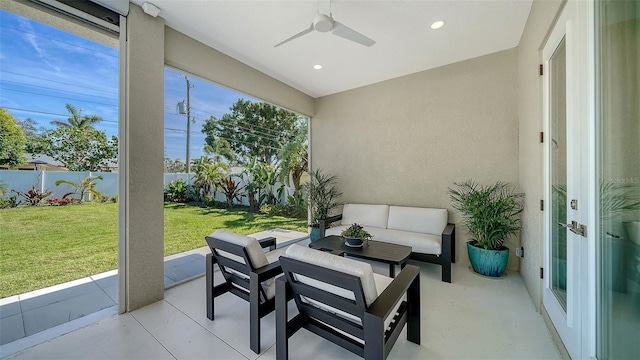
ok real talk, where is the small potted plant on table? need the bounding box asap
[341,223,373,248]
[449,180,524,277]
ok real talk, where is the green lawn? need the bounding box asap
[0,202,306,298]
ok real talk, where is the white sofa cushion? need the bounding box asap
[387,206,447,236]
[210,229,269,269]
[369,228,441,255]
[285,244,378,306]
[341,204,389,229]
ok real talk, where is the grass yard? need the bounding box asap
[0,202,306,298]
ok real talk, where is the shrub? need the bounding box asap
[46,196,75,206]
[164,179,194,202]
[0,196,18,209]
[12,186,52,207]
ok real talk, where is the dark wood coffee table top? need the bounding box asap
[309,235,412,276]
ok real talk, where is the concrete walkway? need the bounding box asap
[0,229,308,356]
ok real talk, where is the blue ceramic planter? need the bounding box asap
[467,241,509,277]
[309,227,322,242]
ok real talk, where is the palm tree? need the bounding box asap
[279,123,308,200]
[191,156,229,202]
[50,104,103,129]
[54,175,104,203]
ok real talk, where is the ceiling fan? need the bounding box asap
[274,0,376,48]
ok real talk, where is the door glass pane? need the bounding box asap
[597,0,640,358]
[550,38,568,310]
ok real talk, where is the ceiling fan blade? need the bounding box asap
[274,24,314,48]
[332,21,375,47]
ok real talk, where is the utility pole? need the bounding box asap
[185,76,191,174]
[178,77,193,173]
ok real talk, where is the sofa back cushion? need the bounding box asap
[387,206,447,235]
[341,204,389,229]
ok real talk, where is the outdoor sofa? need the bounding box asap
[321,204,456,282]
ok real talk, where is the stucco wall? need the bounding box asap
[517,0,565,311]
[312,48,520,270]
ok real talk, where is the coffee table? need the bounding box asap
[309,235,412,277]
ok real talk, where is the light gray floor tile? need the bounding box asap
[0,300,21,319]
[22,289,115,336]
[0,314,25,346]
[6,313,173,360]
[131,300,246,359]
[19,281,100,312]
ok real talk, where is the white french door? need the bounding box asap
[543,1,593,359]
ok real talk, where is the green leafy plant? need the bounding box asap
[449,180,524,250]
[341,223,373,242]
[12,186,53,207]
[55,175,104,203]
[302,169,343,228]
[216,175,245,208]
[164,178,194,203]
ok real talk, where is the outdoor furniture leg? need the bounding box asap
[206,253,215,320]
[250,271,261,354]
[276,278,289,360]
[407,273,421,344]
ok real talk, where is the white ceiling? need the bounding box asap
[130,0,533,98]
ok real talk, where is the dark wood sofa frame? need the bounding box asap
[320,215,456,283]
[276,256,421,360]
[205,235,281,354]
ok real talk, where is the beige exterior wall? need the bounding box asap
[517,0,565,311]
[312,48,520,270]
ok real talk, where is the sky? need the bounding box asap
[0,9,254,162]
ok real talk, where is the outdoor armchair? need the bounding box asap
[205,230,285,354]
[276,244,420,360]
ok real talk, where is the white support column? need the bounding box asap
[118,4,165,312]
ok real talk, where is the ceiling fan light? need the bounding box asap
[430,20,445,30]
[313,64,323,70]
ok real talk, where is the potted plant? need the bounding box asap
[449,180,524,277]
[341,223,373,247]
[302,169,342,241]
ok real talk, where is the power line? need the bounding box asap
[1,80,117,100]
[0,87,116,107]
[0,70,117,95]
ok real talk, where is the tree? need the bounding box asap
[191,155,229,202]
[0,108,27,168]
[202,100,303,166]
[50,104,103,129]
[164,157,186,173]
[31,127,118,171]
[279,121,308,201]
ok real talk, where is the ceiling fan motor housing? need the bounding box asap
[314,14,334,32]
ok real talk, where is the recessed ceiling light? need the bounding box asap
[313,64,323,70]
[430,20,445,30]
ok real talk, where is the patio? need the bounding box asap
[1,238,562,359]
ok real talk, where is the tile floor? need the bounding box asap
[0,228,308,357]
[2,247,562,360]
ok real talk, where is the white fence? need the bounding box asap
[0,170,294,207]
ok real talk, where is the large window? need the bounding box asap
[0,7,119,345]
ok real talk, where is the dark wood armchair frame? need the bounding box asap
[205,235,281,354]
[320,214,456,283]
[276,257,420,360]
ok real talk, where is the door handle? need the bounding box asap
[558,221,587,237]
